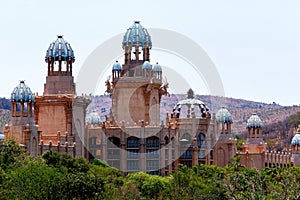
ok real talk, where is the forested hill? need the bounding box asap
[0,97,11,110]
[87,94,300,134]
[0,98,11,130]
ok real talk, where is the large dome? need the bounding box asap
[247,113,263,128]
[122,21,152,49]
[291,132,300,145]
[173,89,210,118]
[11,81,34,103]
[45,35,75,63]
[216,107,232,123]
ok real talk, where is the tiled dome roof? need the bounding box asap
[11,81,34,103]
[45,35,75,63]
[122,21,152,49]
[216,107,233,123]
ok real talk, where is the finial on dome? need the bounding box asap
[187,88,194,99]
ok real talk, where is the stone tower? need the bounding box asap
[34,35,90,157]
[240,113,266,169]
[213,107,236,167]
[108,21,165,126]
[6,81,39,155]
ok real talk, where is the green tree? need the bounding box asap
[0,139,25,171]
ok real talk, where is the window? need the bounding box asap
[127,160,139,170]
[197,133,206,148]
[146,136,159,147]
[127,149,139,158]
[146,149,159,158]
[127,137,140,148]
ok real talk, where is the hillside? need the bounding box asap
[87,94,300,134]
[0,109,10,130]
[1,95,299,134]
[0,97,11,110]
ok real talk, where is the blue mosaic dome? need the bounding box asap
[142,61,152,70]
[291,132,300,145]
[247,113,263,128]
[153,62,162,72]
[11,81,34,103]
[122,21,152,49]
[45,35,75,63]
[86,110,101,125]
[112,61,122,71]
[216,107,232,123]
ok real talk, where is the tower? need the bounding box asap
[240,113,266,169]
[7,81,39,155]
[44,35,75,95]
[109,21,165,126]
[34,35,90,157]
[213,107,236,167]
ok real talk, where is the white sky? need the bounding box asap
[0,0,300,106]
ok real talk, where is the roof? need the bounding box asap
[153,62,162,72]
[45,35,75,63]
[11,81,34,103]
[142,61,152,70]
[86,110,101,125]
[291,132,300,145]
[216,107,233,123]
[112,61,122,71]
[247,113,263,128]
[122,21,152,49]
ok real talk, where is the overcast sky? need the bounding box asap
[0,0,299,106]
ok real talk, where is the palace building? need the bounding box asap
[5,21,298,173]
[85,21,237,175]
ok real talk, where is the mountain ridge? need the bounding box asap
[1,95,300,134]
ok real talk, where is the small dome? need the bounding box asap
[112,61,122,71]
[11,81,34,103]
[122,21,152,49]
[153,62,162,72]
[45,35,75,63]
[247,113,263,128]
[86,110,101,125]
[142,61,152,70]
[216,107,232,123]
[291,132,300,145]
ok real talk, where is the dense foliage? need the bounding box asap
[1,139,300,199]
